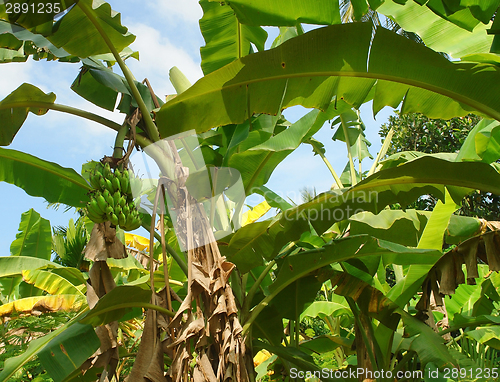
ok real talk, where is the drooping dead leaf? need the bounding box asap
[84,222,127,261]
[437,254,457,295]
[416,227,500,319]
[123,136,250,381]
[483,231,500,271]
[126,310,159,382]
[193,351,217,382]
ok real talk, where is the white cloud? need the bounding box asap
[149,0,203,24]
[0,60,33,99]
[126,22,204,98]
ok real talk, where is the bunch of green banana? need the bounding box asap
[86,162,142,231]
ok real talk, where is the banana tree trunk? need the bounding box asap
[354,315,376,382]
[129,139,250,381]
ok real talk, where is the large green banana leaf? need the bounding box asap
[79,285,153,327]
[199,0,267,75]
[22,269,85,296]
[224,157,500,273]
[10,209,51,259]
[244,235,444,359]
[0,20,136,63]
[0,20,72,62]
[456,118,500,163]
[331,271,458,369]
[0,83,55,146]
[308,157,500,234]
[217,0,341,26]
[71,58,164,112]
[0,256,61,278]
[0,0,135,58]
[156,23,500,137]
[217,0,496,30]
[376,0,493,58]
[267,236,441,302]
[431,0,500,25]
[350,209,482,246]
[0,309,93,382]
[0,147,91,207]
[38,322,100,382]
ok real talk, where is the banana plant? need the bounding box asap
[1,0,500,381]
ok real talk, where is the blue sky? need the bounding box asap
[0,0,394,253]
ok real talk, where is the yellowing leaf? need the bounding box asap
[0,295,86,317]
[242,201,271,226]
[125,233,150,251]
[22,269,84,296]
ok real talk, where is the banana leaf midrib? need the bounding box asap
[167,70,500,121]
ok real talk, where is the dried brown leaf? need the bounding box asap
[84,222,127,261]
[127,309,159,382]
[484,231,500,271]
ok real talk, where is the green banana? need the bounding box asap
[109,213,119,226]
[89,172,101,189]
[86,205,105,223]
[117,196,125,209]
[87,159,146,229]
[111,176,121,193]
[118,212,127,227]
[124,211,136,229]
[103,162,112,179]
[131,214,142,230]
[105,205,114,216]
[114,204,123,217]
[120,171,130,195]
[89,198,104,216]
[122,204,130,216]
[94,162,103,174]
[113,191,121,207]
[99,177,107,191]
[96,193,108,213]
[103,189,114,208]
[87,203,97,218]
[87,212,105,224]
[104,178,114,194]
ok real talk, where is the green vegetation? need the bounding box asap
[0,1,500,381]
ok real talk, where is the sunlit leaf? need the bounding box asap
[200,0,267,75]
[0,83,55,146]
[39,323,100,382]
[22,268,85,296]
[0,309,88,382]
[0,256,60,278]
[10,209,51,259]
[222,0,341,26]
[157,23,500,136]
[242,200,271,226]
[0,294,86,317]
[80,285,152,326]
[0,147,91,207]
